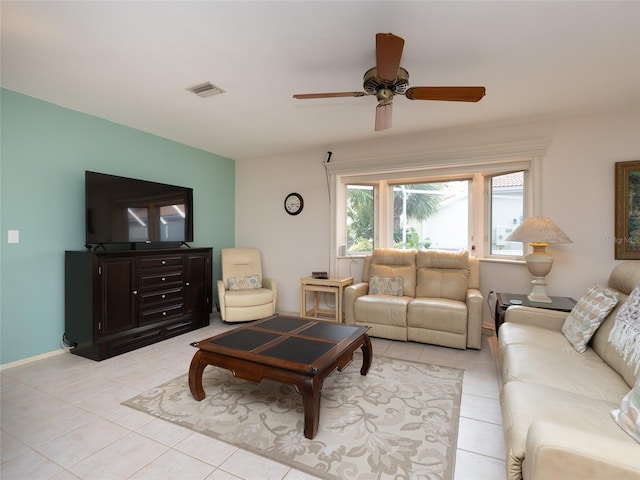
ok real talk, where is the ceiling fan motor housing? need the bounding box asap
[363,67,409,96]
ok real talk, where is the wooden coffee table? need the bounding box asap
[188,315,372,439]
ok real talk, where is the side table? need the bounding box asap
[494,292,576,335]
[300,276,354,323]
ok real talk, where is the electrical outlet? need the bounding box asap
[8,230,19,244]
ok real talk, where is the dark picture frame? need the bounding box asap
[615,160,640,259]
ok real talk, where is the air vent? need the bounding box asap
[186,82,225,98]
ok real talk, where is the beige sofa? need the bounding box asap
[499,261,640,480]
[344,248,483,350]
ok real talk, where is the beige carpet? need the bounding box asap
[123,354,463,480]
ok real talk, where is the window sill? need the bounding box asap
[479,257,526,265]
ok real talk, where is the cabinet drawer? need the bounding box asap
[140,271,183,289]
[139,287,183,308]
[139,255,183,270]
[165,318,200,338]
[140,303,184,325]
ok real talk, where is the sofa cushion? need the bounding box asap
[415,250,469,301]
[416,249,469,269]
[561,284,619,353]
[609,282,640,376]
[354,295,410,328]
[415,269,469,301]
[500,322,631,403]
[407,298,468,334]
[228,274,262,291]
[611,377,640,443]
[368,276,403,296]
[369,248,417,297]
[501,381,630,480]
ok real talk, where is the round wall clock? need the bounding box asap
[284,192,304,215]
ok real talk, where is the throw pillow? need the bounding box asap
[228,274,262,291]
[610,377,640,444]
[561,284,619,353]
[368,276,404,296]
[609,282,640,375]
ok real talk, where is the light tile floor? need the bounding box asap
[1,316,506,480]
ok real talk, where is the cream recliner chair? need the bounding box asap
[217,248,277,322]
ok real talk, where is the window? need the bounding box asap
[392,181,468,250]
[489,172,524,256]
[340,169,529,259]
[346,184,375,254]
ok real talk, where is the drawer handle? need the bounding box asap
[161,277,166,281]
[133,290,138,295]
[162,260,166,265]
[162,311,167,316]
[161,294,166,299]
[185,282,190,286]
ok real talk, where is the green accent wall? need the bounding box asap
[0,88,235,365]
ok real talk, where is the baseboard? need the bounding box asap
[0,348,69,371]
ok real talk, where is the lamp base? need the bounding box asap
[527,277,552,303]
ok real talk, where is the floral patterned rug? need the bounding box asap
[123,354,463,480]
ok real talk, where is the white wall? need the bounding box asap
[236,108,640,322]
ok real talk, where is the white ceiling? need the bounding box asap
[2,1,639,161]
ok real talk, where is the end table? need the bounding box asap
[494,292,576,335]
[300,276,354,323]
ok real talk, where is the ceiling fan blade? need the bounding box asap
[293,91,366,99]
[375,103,393,131]
[376,33,405,82]
[405,86,486,102]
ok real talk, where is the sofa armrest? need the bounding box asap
[466,288,483,349]
[344,283,369,325]
[262,277,277,291]
[262,277,277,311]
[504,305,570,332]
[523,421,640,480]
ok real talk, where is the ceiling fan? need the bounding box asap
[293,33,486,132]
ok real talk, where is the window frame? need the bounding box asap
[327,138,548,268]
[485,170,527,259]
[334,160,539,261]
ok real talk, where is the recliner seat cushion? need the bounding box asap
[354,295,410,327]
[407,298,468,334]
[224,288,274,307]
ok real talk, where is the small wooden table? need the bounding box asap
[300,276,354,323]
[188,315,372,439]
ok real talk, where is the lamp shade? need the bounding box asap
[505,217,572,244]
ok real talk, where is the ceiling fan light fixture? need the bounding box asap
[376,88,394,105]
[375,103,392,132]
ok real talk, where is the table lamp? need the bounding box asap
[505,217,572,303]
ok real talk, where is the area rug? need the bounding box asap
[123,354,463,480]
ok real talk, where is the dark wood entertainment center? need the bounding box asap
[65,247,212,361]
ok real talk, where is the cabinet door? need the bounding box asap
[97,256,137,336]
[184,251,211,318]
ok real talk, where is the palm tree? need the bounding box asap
[393,184,441,247]
[346,183,441,252]
[346,186,374,252]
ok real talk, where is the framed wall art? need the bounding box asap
[615,160,640,259]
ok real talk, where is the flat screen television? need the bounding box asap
[85,171,194,247]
